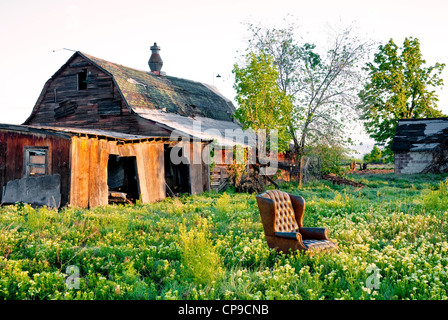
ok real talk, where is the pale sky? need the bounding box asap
[1,0,448,156]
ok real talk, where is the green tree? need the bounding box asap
[311,142,351,176]
[359,37,446,156]
[232,50,293,153]
[242,20,371,185]
[363,145,384,163]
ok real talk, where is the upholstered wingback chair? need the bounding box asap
[256,190,337,253]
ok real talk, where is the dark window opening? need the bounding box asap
[107,155,140,204]
[164,145,190,196]
[77,69,88,90]
[24,147,48,177]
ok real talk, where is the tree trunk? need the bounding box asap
[297,155,303,188]
[296,131,308,188]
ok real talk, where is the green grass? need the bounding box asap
[1,173,448,300]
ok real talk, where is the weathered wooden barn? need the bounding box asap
[391,118,448,174]
[0,124,169,208]
[21,44,248,198]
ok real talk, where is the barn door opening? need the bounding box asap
[164,145,190,196]
[107,155,140,204]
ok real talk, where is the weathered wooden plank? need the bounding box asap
[202,143,210,192]
[118,144,133,158]
[70,136,90,208]
[98,146,109,205]
[133,144,148,203]
[211,174,229,180]
[88,139,100,208]
[54,100,78,119]
[108,141,119,156]
[148,143,165,201]
[50,137,70,206]
[189,141,203,195]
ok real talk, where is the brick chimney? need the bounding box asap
[148,42,163,75]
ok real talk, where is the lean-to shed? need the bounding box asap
[391,118,448,174]
[0,124,169,208]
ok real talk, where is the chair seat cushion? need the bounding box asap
[302,239,336,251]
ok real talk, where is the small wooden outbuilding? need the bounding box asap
[391,118,448,174]
[0,124,170,208]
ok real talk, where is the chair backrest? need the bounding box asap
[259,190,299,233]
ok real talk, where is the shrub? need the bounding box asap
[422,179,448,211]
[178,217,223,286]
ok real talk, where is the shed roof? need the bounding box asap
[391,118,448,152]
[136,109,256,147]
[0,124,169,143]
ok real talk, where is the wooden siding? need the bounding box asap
[187,141,210,194]
[202,143,211,192]
[0,130,71,206]
[25,55,172,137]
[69,136,165,208]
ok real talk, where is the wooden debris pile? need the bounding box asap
[235,172,266,194]
[423,136,448,174]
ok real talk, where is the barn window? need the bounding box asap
[77,69,88,90]
[24,147,48,177]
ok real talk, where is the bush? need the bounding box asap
[422,179,448,211]
[309,143,350,176]
[178,217,223,286]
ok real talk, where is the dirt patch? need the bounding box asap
[350,169,394,175]
[323,173,364,188]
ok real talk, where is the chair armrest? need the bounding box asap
[299,227,329,240]
[275,232,302,241]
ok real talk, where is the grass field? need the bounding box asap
[1,173,448,300]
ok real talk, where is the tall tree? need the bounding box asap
[232,49,293,170]
[242,20,370,185]
[359,37,446,156]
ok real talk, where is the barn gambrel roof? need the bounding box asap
[79,52,236,122]
[24,51,250,147]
